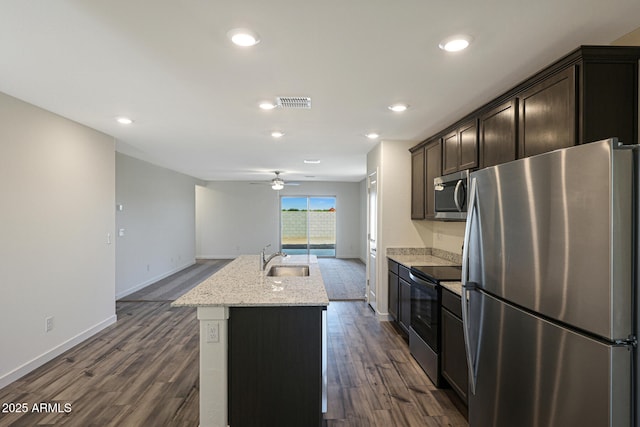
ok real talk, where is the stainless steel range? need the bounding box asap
[408,265,461,386]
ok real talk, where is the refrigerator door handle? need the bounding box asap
[462,176,479,394]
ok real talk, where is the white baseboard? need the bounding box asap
[116,261,195,299]
[0,314,117,389]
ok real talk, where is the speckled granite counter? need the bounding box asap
[441,281,462,296]
[386,247,463,296]
[172,254,329,307]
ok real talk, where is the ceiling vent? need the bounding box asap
[276,96,312,109]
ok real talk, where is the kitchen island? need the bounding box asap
[172,254,329,427]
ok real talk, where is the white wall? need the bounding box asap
[367,140,432,317]
[115,153,202,298]
[0,91,116,388]
[196,181,364,259]
[431,221,465,255]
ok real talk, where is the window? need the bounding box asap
[280,196,336,257]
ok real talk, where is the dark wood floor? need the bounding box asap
[0,256,467,426]
[119,259,231,302]
[0,302,200,427]
[0,301,467,426]
[325,302,467,426]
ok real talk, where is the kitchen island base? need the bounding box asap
[229,306,325,427]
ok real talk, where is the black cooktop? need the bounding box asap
[410,265,462,283]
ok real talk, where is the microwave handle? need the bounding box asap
[454,179,464,212]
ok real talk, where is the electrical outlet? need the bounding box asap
[206,321,219,343]
[45,316,54,333]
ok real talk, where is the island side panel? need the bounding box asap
[228,306,323,427]
[197,306,230,427]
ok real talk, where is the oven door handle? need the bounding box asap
[409,272,437,289]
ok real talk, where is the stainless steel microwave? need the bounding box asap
[433,170,469,220]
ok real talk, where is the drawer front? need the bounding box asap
[442,287,462,318]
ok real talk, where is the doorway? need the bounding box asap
[367,171,377,310]
[280,196,336,257]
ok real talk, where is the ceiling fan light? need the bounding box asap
[271,181,284,190]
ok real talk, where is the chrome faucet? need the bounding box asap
[260,244,288,270]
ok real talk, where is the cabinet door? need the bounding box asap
[519,66,576,158]
[458,119,478,170]
[424,140,442,219]
[411,148,425,219]
[582,61,638,146]
[441,308,469,404]
[399,278,411,334]
[442,130,459,175]
[388,271,399,321]
[480,99,517,168]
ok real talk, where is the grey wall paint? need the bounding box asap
[115,153,203,298]
[0,91,116,387]
[196,181,365,259]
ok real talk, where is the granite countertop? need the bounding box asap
[386,248,463,296]
[387,253,459,268]
[171,254,329,307]
[440,281,463,296]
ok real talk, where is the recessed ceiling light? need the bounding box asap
[304,159,321,164]
[439,35,472,52]
[116,117,133,125]
[259,101,276,110]
[271,131,285,138]
[366,132,380,140]
[388,104,408,113]
[227,28,260,47]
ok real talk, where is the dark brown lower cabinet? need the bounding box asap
[229,306,324,427]
[399,278,411,334]
[441,289,468,405]
[388,269,399,321]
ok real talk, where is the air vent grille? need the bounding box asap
[276,96,312,109]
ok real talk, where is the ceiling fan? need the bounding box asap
[250,171,300,190]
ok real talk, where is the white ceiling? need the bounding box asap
[1,1,639,183]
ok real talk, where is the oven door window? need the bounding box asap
[410,283,440,352]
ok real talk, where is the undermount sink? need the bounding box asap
[266,265,310,277]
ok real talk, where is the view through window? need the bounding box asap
[280,196,336,257]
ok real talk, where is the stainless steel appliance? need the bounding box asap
[462,138,638,426]
[409,265,462,386]
[434,170,469,220]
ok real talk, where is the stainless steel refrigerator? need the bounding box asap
[461,138,638,426]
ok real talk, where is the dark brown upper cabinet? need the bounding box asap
[580,58,638,146]
[518,66,576,158]
[480,99,517,168]
[424,139,442,219]
[410,147,425,220]
[442,119,478,175]
[409,45,640,220]
[410,139,441,220]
